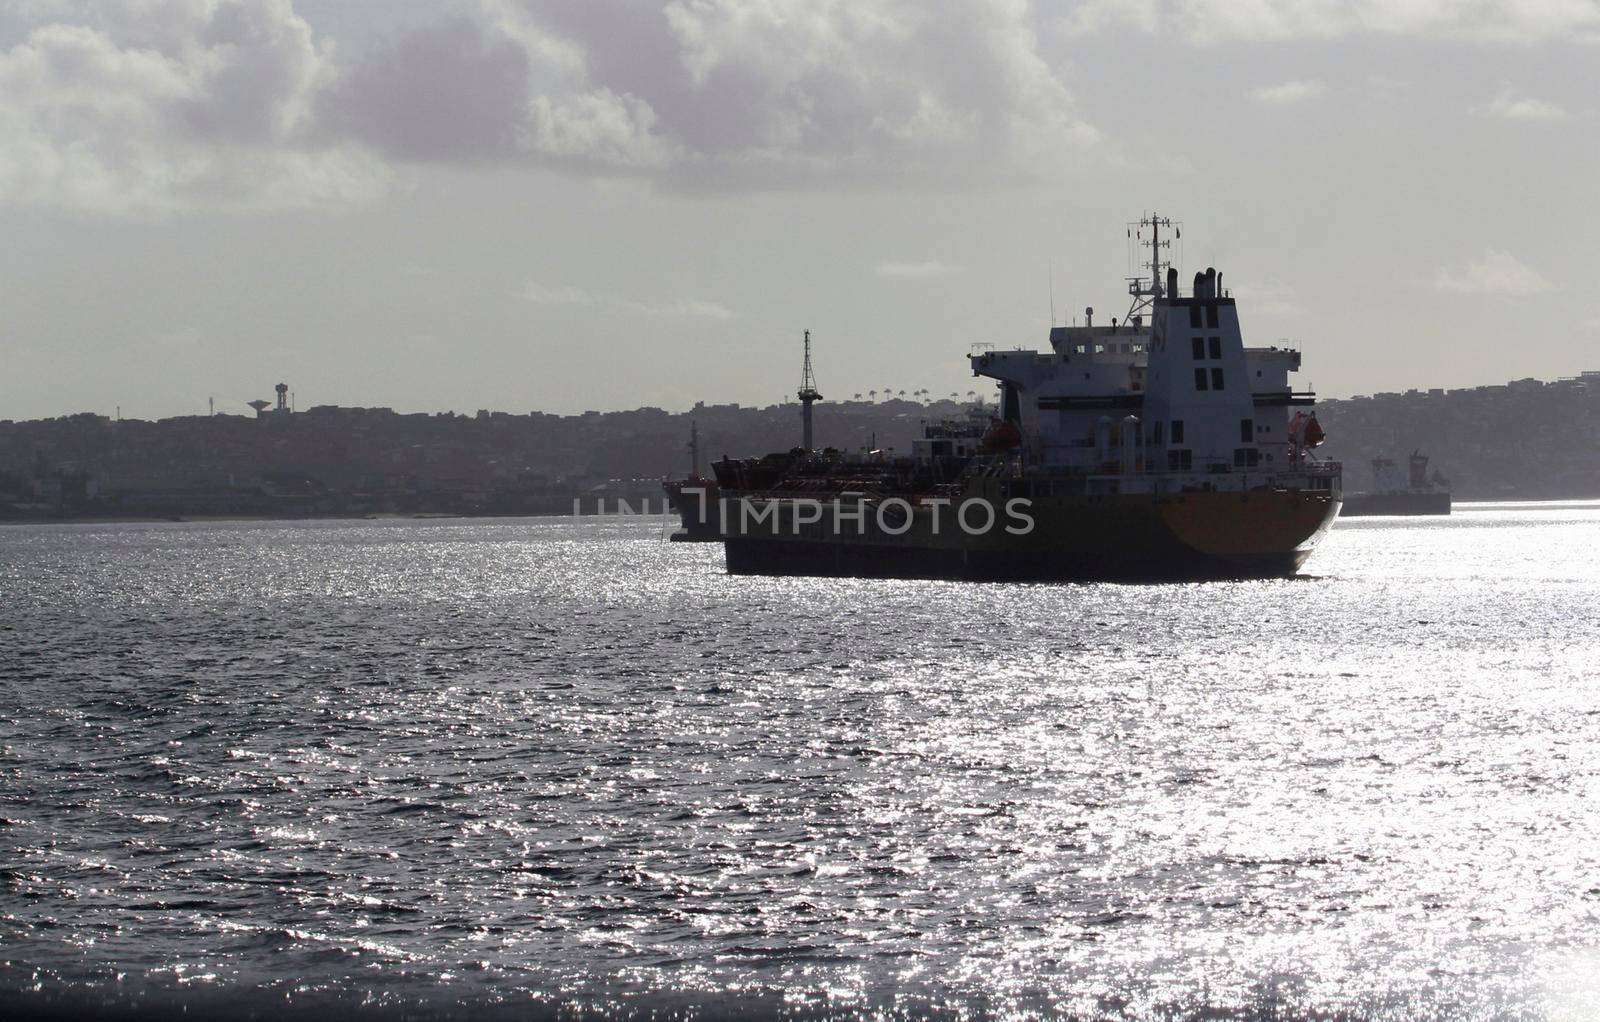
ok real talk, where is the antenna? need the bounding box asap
[1049,259,1056,327]
[797,330,823,451]
[1125,212,1178,322]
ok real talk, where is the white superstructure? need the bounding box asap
[968,214,1330,493]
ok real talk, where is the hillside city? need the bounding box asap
[3,370,1598,520]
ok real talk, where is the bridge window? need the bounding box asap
[1211,368,1225,390]
[1240,418,1253,443]
[1206,305,1219,328]
[1194,368,1209,390]
[1189,305,1202,328]
[1192,337,1205,360]
[1171,420,1185,444]
[1168,449,1193,470]
[1208,336,1222,359]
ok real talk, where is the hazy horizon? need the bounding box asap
[3,1,1597,422]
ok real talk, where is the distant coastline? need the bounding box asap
[4,370,1598,520]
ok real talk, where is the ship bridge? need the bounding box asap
[970,262,1313,475]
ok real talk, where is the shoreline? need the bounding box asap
[5,496,1599,529]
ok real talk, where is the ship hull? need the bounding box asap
[721,488,1341,582]
[663,479,722,542]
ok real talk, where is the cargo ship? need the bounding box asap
[1340,451,1451,516]
[707,216,1344,581]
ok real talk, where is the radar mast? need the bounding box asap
[1126,213,1178,322]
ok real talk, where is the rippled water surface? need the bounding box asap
[3,504,1600,1019]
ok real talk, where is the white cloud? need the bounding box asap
[0,0,389,213]
[1055,1,1600,43]
[0,0,1106,211]
[874,260,957,278]
[323,6,675,172]
[1251,79,1327,105]
[1433,249,1558,296]
[517,281,734,320]
[324,0,1100,188]
[601,0,1100,185]
[1478,85,1568,121]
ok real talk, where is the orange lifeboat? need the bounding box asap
[1303,413,1325,447]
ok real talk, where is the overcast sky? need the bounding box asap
[1,0,1596,421]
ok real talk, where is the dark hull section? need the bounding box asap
[721,488,1340,583]
[1339,491,1451,517]
[724,537,1308,582]
[663,480,722,542]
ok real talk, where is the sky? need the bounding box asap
[0,0,1596,421]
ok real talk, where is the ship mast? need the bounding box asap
[1125,212,1177,322]
[798,329,822,451]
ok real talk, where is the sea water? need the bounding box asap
[2,504,1599,1019]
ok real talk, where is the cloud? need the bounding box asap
[1478,84,1568,121]
[362,0,1103,189]
[0,0,1104,211]
[1055,1,1600,43]
[1433,249,1558,296]
[517,281,734,319]
[0,0,390,213]
[1251,79,1327,105]
[874,260,957,278]
[321,8,674,171]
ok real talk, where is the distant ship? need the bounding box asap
[663,421,720,541]
[1340,450,1451,516]
[698,215,1345,581]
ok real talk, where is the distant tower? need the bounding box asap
[275,383,288,414]
[688,420,702,478]
[247,399,271,418]
[797,330,822,451]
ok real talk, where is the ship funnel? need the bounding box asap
[1193,271,1206,298]
[1167,267,1178,298]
